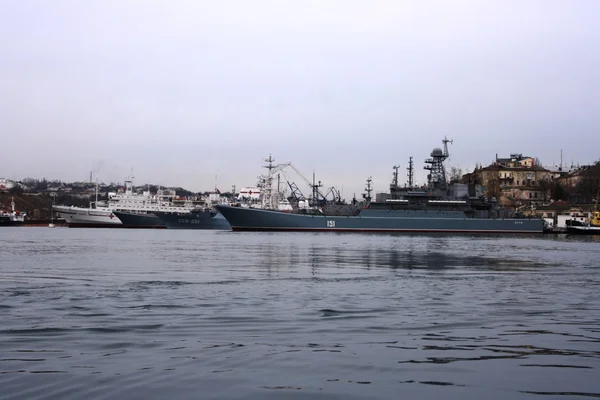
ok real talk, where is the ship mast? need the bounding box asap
[442,136,452,158]
[363,177,373,204]
[311,171,323,206]
[407,156,414,189]
[392,165,399,187]
[424,136,453,190]
[261,154,276,209]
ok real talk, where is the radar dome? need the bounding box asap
[431,147,444,157]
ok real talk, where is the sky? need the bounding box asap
[1,0,599,198]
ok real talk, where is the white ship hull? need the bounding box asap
[53,205,123,227]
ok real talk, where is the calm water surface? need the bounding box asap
[1,228,599,399]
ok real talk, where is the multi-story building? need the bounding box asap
[556,163,600,204]
[0,178,16,192]
[463,154,553,207]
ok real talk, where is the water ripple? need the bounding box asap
[1,228,599,399]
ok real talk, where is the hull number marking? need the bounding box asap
[327,220,336,228]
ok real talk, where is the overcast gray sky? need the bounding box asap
[1,0,599,198]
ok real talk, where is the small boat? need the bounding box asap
[565,219,600,235]
[0,197,26,226]
[566,193,600,235]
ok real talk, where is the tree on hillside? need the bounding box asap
[174,188,196,197]
[8,185,24,195]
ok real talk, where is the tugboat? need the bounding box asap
[566,193,600,235]
[0,197,26,226]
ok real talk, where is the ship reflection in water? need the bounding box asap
[0,229,599,399]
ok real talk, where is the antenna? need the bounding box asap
[442,136,453,158]
[311,170,323,205]
[560,149,563,170]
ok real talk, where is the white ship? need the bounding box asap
[53,174,202,227]
[53,205,121,227]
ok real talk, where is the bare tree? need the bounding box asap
[537,178,553,203]
[576,175,600,203]
[486,174,502,200]
[447,166,463,185]
[552,181,567,201]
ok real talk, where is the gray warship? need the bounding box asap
[154,210,231,230]
[216,139,545,234]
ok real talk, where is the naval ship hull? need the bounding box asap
[215,205,544,234]
[155,211,231,230]
[112,211,166,229]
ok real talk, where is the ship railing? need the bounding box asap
[428,200,468,204]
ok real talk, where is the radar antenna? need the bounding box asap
[424,137,453,190]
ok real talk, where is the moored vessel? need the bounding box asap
[0,197,27,226]
[54,173,202,228]
[216,139,545,234]
[53,205,121,228]
[565,194,600,235]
